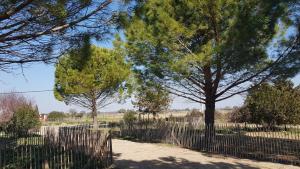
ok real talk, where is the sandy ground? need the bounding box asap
[112,139,300,169]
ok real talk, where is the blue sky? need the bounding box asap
[0,12,299,114]
[0,34,299,113]
[0,62,299,114]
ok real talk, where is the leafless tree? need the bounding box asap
[0,93,31,123]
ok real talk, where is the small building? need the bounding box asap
[39,114,48,122]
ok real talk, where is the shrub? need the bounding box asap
[185,109,203,123]
[215,111,230,123]
[7,105,41,135]
[229,106,251,123]
[118,109,127,114]
[133,84,171,119]
[187,109,203,118]
[74,112,84,118]
[0,93,28,124]
[47,111,66,121]
[123,111,137,129]
[238,80,300,126]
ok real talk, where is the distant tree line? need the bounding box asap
[47,109,87,121]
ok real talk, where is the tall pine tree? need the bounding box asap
[54,38,131,127]
[124,0,300,127]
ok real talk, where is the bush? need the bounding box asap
[229,106,251,123]
[215,111,230,123]
[185,109,203,123]
[6,105,41,135]
[48,111,66,121]
[123,111,137,128]
[237,81,300,126]
[118,109,127,114]
[74,112,84,118]
[0,93,28,124]
[133,84,171,118]
[187,109,203,118]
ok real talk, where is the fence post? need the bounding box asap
[237,124,241,157]
[43,160,49,169]
[109,131,113,165]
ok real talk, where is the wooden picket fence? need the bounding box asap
[120,121,300,166]
[0,125,113,169]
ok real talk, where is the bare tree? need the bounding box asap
[0,93,30,123]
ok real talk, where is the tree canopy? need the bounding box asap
[0,0,115,71]
[47,111,66,121]
[133,84,171,117]
[0,93,29,123]
[0,93,40,134]
[124,0,300,125]
[54,43,131,125]
[6,104,41,135]
[245,80,300,126]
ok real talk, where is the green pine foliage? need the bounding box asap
[54,42,131,124]
[246,80,300,126]
[0,0,115,71]
[123,110,137,129]
[133,84,171,118]
[7,104,41,135]
[124,0,300,125]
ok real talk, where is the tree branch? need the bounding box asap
[0,0,33,21]
[215,37,299,99]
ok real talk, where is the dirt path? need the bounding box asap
[112,139,300,169]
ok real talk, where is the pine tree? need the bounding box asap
[124,0,300,127]
[54,39,131,127]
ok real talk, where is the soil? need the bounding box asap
[112,139,300,169]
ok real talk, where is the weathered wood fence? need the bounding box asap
[120,121,300,166]
[0,125,113,169]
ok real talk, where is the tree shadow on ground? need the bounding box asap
[113,155,261,169]
[119,136,162,143]
[119,132,300,166]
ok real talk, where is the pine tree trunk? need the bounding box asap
[92,97,98,129]
[93,112,98,129]
[205,98,215,126]
[204,97,216,150]
[203,64,217,150]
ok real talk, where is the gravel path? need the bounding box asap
[112,139,300,169]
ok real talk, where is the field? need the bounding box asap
[36,110,300,167]
[43,110,198,126]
